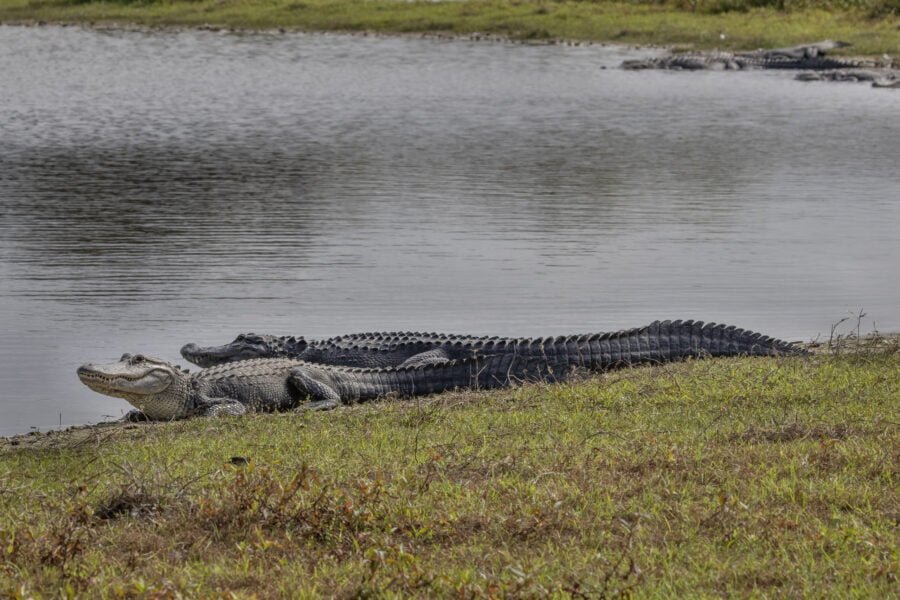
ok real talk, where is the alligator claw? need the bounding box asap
[294,399,340,411]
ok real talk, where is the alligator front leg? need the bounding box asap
[289,367,343,411]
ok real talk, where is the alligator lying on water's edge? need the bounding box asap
[181,320,806,371]
[621,40,897,88]
[82,321,805,421]
[795,69,900,87]
[181,323,798,369]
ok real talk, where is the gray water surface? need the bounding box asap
[1,26,898,436]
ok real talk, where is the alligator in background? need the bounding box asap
[181,321,804,370]
[182,319,809,371]
[83,321,805,421]
[795,69,900,87]
[180,331,498,369]
[621,40,898,88]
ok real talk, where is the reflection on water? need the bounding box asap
[1,26,898,435]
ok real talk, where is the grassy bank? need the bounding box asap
[1,348,897,596]
[0,0,899,55]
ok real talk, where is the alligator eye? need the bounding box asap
[120,353,132,361]
[133,354,145,363]
[236,335,245,341]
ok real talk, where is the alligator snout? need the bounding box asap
[180,343,200,357]
[180,343,224,368]
[76,364,108,386]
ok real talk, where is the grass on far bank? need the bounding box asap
[1,347,897,597]
[0,0,899,55]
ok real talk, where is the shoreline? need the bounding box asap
[0,18,654,48]
[3,331,896,448]
[1,0,898,57]
[2,18,896,80]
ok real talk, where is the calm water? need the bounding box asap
[1,25,898,435]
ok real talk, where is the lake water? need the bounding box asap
[1,25,898,436]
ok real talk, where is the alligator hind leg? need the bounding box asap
[199,398,248,417]
[398,349,453,368]
[289,368,342,411]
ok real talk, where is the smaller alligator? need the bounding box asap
[80,352,588,419]
[77,354,491,418]
[82,321,805,421]
[622,40,878,72]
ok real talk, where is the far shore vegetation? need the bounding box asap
[1,0,899,55]
[1,338,897,596]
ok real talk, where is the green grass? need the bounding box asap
[1,350,897,596]
[0,0,898,55]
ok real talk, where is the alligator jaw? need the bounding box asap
[77,360,173,398]
[180,342,237,368]
[179,342,265,368]
[180,334,277,367]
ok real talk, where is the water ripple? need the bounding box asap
[1,26,899,435]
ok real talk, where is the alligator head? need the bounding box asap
[77,353,193,420]
[180,333,307,368]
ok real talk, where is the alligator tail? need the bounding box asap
[585,320,805,369]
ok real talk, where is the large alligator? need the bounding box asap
[621,40,881,72]
[182,319,805,371]
[82,321,804,420]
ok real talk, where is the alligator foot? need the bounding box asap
[289,367,344,409]
[294,398,341,411]
[120,409,151,423]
